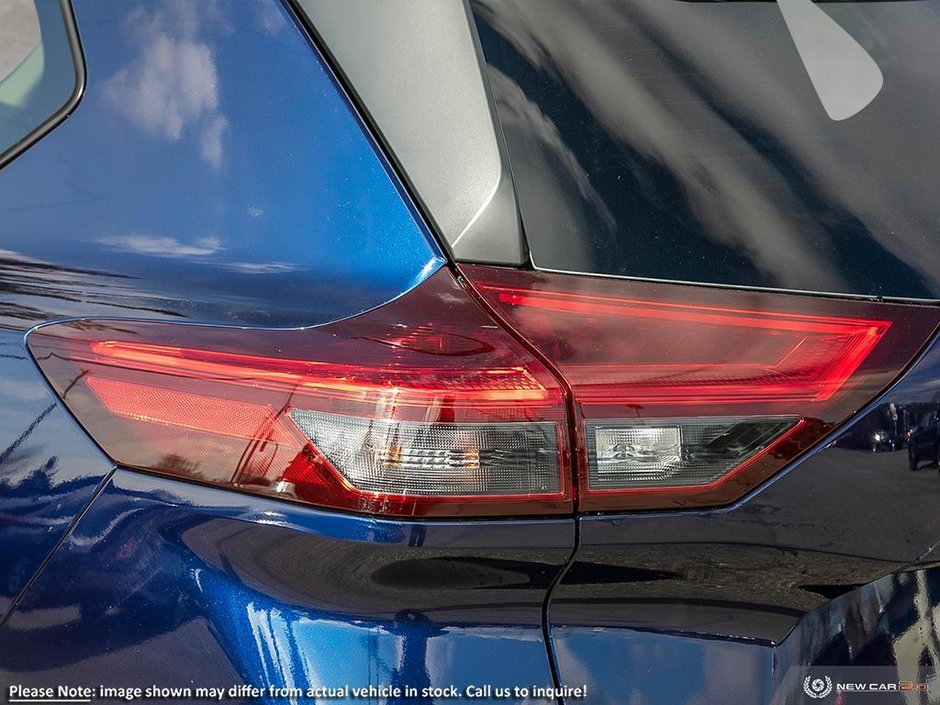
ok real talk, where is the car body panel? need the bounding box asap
[0,0,444,331]
[552,563,940,705]
[468,0,940,302]
[774,565,940,701]
[0,470,573,701]
[548,332,940,700]
[0,329,113,623]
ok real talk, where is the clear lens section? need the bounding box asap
[586,418,797,490]
[289,410,561,497]
[465,265,940,510]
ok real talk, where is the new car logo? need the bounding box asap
[803,675,834,699]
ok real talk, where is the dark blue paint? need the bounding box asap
[548,333,940,700]
[0,471,573,701]
[776,566,940,680]
[551,564,940,705]
[0,331,114,623]
[0,0,443,330]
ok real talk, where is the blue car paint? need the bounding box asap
[776,566,940,684]
[0,330,114,623]
[0,470,572,701]
[550,565,940,705]
[0,0,444,331]
[551,628,774,705]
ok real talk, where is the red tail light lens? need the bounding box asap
[28,269,571,518]
[463,265,940,511]
[28,263,939,516]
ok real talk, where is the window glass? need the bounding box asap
[471,0,940,300]
[0,0,79,163]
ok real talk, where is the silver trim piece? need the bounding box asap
[296,0,526,264]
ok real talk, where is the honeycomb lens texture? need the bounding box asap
[586,417,796,489]
[289,409,561,496]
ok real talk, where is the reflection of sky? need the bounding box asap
[554,627,772,705]
[0,0,442,327]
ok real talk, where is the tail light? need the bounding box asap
[462,266,940,511]
[27,269,571,518]
[29,266,938,516]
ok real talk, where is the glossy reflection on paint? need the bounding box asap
[0,471,571,701]
[551,565,940,705]
[0,331,113,623]
[0,0,443,330]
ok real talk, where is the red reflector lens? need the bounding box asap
[463,265,940,511]
[28,269,571,518]
[491,288,890,403]
[85,377,300,447]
